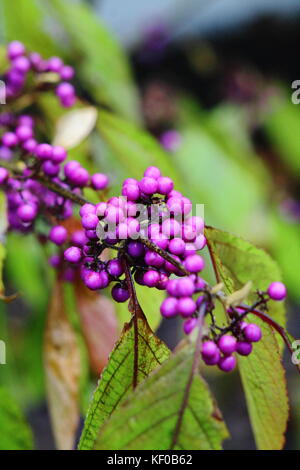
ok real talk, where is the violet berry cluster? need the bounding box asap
[59,166,206,301]
[3,41,76,106]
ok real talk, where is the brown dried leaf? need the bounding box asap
[74,278,118,375]
[44,279,81,450]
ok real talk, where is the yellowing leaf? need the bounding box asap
[205,226,288,450]
[53,107,98,149]
[44,279,81,450]
[78,316,170,450]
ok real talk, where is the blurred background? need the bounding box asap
[0,0,300,450]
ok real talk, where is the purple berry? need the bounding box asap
[52,146,67,164]
[144,251,164,268]
[64,246,81,264]
[183,317,197,334]
[122,183,140,201]
[160,297,178,318]
[127,241,144,258]
[71,230,88,246]
[47,56,63,73]
[17,204,37,222]
[81,213,99,230]
[60,65,75,80]
[218,335,237,355]
[203,350,221,366]
[91,173,109,190]
[35,143,53,160]
[244,324,262,343]
[236,341,253,356]
[201,341,218,359]
[184,254,205,273]
[139,176,158,195]
[56,82,75,99]
[12,56,31,73]
[144,166,161,179]
[157,176,174,195]
[2,132,18,147]
[42,161,60,177]
[177,277,195,297]
[107,259,124,277]
[143,270,160,287]
[177,297,197,317]
[111,284,130,302]
[22,138,37,153]
[84,271,103,290]
[168,238,185,255]
[0,168,9,184]
[49,225,68,245]
[160,130,181,152]
[267,282,287,301]
[7,41,25,60]
[79,203,96,217]
[218,355,237,372]
[15,125,33,142]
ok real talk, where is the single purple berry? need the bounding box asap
[177,277,195,297]
[201,341,218,359]
[144,251,164,268]
[56,82,75,99]
[22,138,37,153]
[139,176,158,195]
[111,284,130,302]
[84,271,103,290]
[71,230,88,246]
[107,259,124,277]
[244,324,262,343]
[35,143,53,160]
[12,56,31,73]
[91,173,109,190]
[64,246,82,264]
[17,204,37,223]
[52,146,67,164]
[218,335,237,355]
[267,282,287,301]
[218,355,237,372]
[79,203,96,217]
[60,65,75,80]
[0,168,9,184]
[47,56,63,73]
[157,176,174,195]
[143,270,160,287]
[7,41,25,60]
[177,297,197,317]
[203,349,221,366]
[49,225,68,245]
[2,132,18,147]
[160,130,181,152]
[168,238,185,255]
[236,341,253,356]
[81,213,99,230]
[160,297,178,318]
[184,254,205,273]
[161,218,181,237]
[42,161,60,177]
[183,317,197,335]
[122,183,140,201]
[144,166,161,179]
[127,241,144,258]
[15,125,33,142]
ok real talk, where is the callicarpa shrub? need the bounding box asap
[0,41,298,451]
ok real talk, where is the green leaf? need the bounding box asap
[47,0,140,122]
[1,0,58,56]
[205,226,289,450]
[175,99,268,236]
[97,110,182,190]
[0,387,33,450]
[78,316,170,450]
[264,94,300,176]
[93,345,228,450]
[115,283,163,332]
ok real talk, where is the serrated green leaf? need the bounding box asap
[47,0,140,122]
[78,316,170,450]
[93,346,228,450]
[0,387,33,450]
[205,226,288,450]
[97,110,182,190]
[1,0,58,56]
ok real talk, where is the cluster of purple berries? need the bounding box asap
[0,109,109,231]
[3,41,76,107]
[58,166,206,302]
